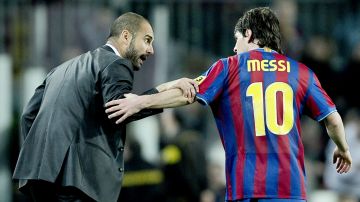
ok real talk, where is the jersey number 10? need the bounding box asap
[246,82,294,136]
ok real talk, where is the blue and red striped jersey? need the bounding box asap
[195,48,336,200]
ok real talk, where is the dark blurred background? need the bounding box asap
[1,0,360,201]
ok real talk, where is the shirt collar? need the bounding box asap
[255,47,277,53]
[105,43,122,57]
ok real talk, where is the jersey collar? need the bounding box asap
[255,47,278,53]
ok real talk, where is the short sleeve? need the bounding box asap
[195,59,228,105]
[305,72,337,121]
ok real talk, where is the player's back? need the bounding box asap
[198,48,336,200]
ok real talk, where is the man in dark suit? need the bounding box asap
[13,12,197,202]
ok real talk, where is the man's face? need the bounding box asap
[124,22,154,71]
[233,31,249,54]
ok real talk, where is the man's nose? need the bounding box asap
[147,45,154,55]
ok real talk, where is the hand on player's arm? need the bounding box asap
[105,93,146,124]
[156,78,199,99]
[324,112,352,174]
[106,78,199,124]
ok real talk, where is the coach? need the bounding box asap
[13,12,195,202]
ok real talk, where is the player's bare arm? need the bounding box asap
[324,112,352,174]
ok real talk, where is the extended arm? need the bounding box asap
[105,79,198,124]
[156,77,199,99]
[323,112,352,174]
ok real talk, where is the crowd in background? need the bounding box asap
[1,0,360,201]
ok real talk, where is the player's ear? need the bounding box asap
[245,29,253,43]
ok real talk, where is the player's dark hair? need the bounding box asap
[108,12,148,39]
[234,7,283,54]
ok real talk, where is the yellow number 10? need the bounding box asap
[246,82,294,136]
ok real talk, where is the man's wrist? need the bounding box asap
[339,145,349,153]
[140,94,153,109]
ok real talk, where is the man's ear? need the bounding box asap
[245,29,253,43]
[120,30,133,45]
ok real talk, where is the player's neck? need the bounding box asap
[247,42,261,51]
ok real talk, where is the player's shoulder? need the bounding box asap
[216,54,241,69]
[222,53,245,64]
[276,52,315,73]
[294,58,315,74]
[209,56,232,68]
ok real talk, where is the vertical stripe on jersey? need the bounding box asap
[304,73,322,120]
[227,55,246,199]
[249,50,268,197]
[274,53,291,198]
[298,63,312,116]
[211,57,240,200]
[309,75,336,121]
[211,99,226,149]
[286,60,305,198]
[295,63,309,198]
[202,59,232,199]
[260,53,280,197]
[212,100,234,200]
[199,60,225,100]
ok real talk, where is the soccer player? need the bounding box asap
[105,7,352,202]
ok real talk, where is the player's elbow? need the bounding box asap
[324,112,343,129]
[324,112,345,139]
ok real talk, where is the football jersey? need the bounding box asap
[195,48,336,200]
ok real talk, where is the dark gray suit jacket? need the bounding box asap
[13,45,162,202]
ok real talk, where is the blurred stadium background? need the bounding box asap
[1,0,360,201]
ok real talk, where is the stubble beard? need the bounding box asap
[124,39,141,71]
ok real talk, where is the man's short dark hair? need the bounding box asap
[108,12,148,39]
[234,7,283,54]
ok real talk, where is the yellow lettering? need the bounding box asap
[247,59,290,72]
[247,60,260,72]
[287,61,290,72]
[261,60,269,71]
[269,60,277,71]
[278,60,286,71]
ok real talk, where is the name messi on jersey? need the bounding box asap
[247,59,290,72]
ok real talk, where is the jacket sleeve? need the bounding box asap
[20,80,45,140]
[101,59,163,124]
